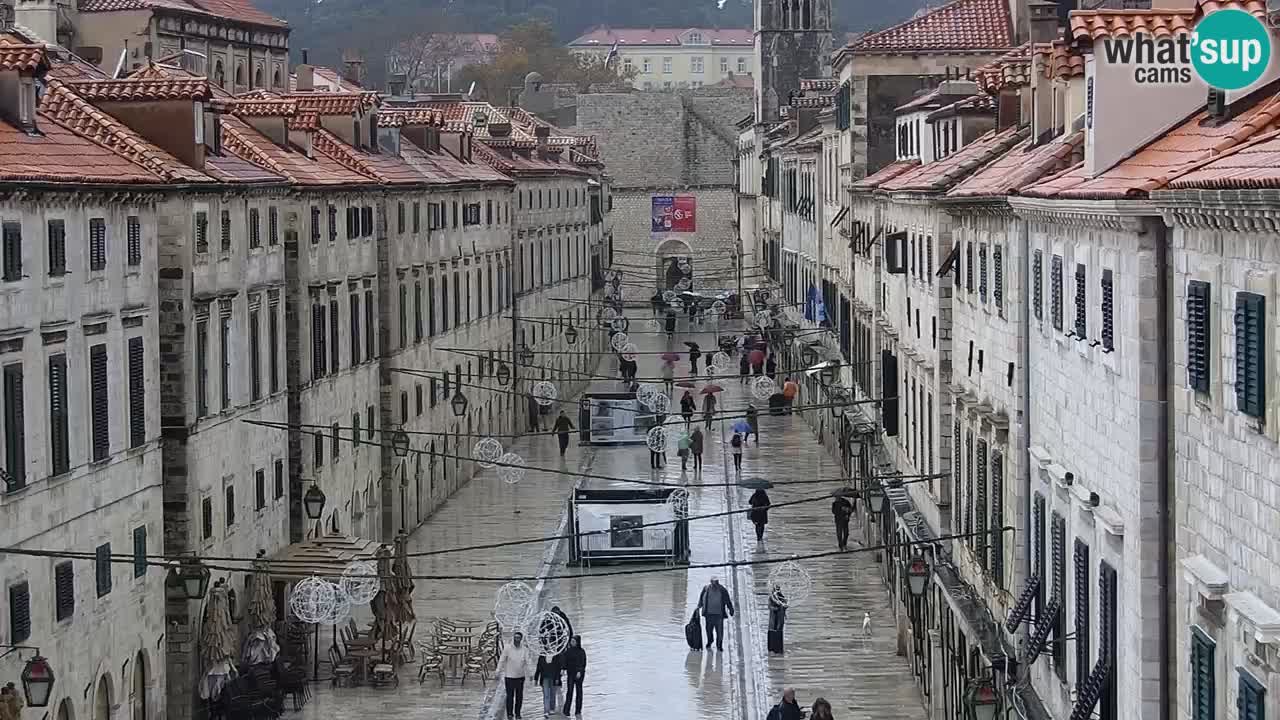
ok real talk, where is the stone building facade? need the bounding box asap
[753,0,832,122]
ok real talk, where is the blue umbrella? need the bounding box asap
[732,420,751,433]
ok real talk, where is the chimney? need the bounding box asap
[535,124,550,157]
[996,90,1021,130]
[0,65,42,133]
[388,73,407,97]
[1026,0,1060,44]
[341,48,365,88]
[296,63,314,92]
[13,0,57,44]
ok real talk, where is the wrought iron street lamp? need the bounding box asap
[905,553,931,597]
[865,479,886,514]
[496,362,512,387]
[518,344,535,366]
[830,389,850,419]
[302,483,326,521]
[450,390,469,418]
[20,654,54,707]
[165,556,212,601]
[964,676,1000,720]
[564,324,579,345]
[391,429,411,457]
[819,361,839,386]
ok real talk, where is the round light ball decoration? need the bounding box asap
[320,581,352,625]
[340,560,380,605]
[676,277,692,291]
[636,384,657,409]
[289,575,339,625]
[677,258,692,272]
[712,352,732,373]
[473,437,504,468]
[531,381,558,407]
[767,558,813,608]
[649,391,672,414]
[493,581,536,631]
[527,610,571,657]
[646,317,663,332]
[621,343,639,362]
[602,306,619,322]
[752,375,778,400]
[610,332,630,351]
[670,299,684,313]
[711,300,727,316]
[497,452,526,485]
[646,425,669,453]
[662,290,677,303]
[666,487,691,519]
[754,310,772,329]
[610,316,629,333]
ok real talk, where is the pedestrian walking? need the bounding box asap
[651,291,663,318]
[650,446,665,469]
[749,347,765,375]
[679,434,691,471]
[680,391,696,426]
[832,494,854,550]
[767,689,804,720]
[528,394,542,432]
[689,346,702,374]
[782,376,799,413]
[765,353,777,378]
[702,392,717,429]
[665,310,677,338]
[534,653,562,718]
[662,359,676,394]
[735,334,746,356]
[498,631,534,720]
[767,586,787,654]
[730,433,744,472]
[811,698,835,720]
[696,577,735,651]
[550,605,574,640]
[745,404,759,444]
[690,427,704,472]
[561,636,586,717]
[554,411,575,457]
[748,487,771,543]
[738,352,750,384]
[862,611,872,637]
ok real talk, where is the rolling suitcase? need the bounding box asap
[685,610,704,650]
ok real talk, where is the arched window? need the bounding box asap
[94,675,113,720]
[234,62,245,86]
[214,60,225,87]
[781,0,789,28]
[132,651,149,720]
[272,68,281,87]
[791,0,801,30]
[253,65,263,88]
[802,0,812,28]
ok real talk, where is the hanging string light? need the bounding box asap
[752,375,778,400]
[497,452,527,485]
[610,332,630,351]
[473,437,505,468]
[493,581,536,631]
[531,381,559,406]
[767,557,813,608]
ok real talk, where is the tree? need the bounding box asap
[455,19,634,100]
[387,18,474,93]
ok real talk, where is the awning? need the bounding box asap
[266,534,382,582]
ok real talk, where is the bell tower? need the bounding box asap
[754,0,833,122]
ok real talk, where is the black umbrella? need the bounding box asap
[738,478,774,490]
[684,341,700,350]
[832,487,859,498]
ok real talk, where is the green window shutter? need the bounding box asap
[1187,281,1211,392]
[1190,628,1215,720]
[1234,292,1266,418]
[1238,669,1265,720]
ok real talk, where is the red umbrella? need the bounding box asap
[700,384,724,394]
[749,349,765,366]
[660,352,681,361]
[676,380,698,389]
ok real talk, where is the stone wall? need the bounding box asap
[609,188,740,283]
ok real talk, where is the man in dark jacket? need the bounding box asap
[561,636,587,717]
[549,605,574,640]
[553,412,575,457]
[696,577,735,651]
[528,394,542,432]
[767,688,803,720]
[832,495,855,551]
[749,489,771,543]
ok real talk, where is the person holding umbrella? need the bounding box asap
[702,389,718,430]
[554,410,575,457]
[664,309,677,338]
[661,357,676,393]
[680,390,696,426]
[750,346,766,375]
[745,403,760,445]
[730,432,744,472]
[748,487,771,544]
[686,342,702,374]
[690,426,705,472]
[738,350,750,384]
[832,492,855,551]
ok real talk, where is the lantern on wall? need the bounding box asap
[165,556,212,601]
[302,483,327,521]
[20,655,55,707]
[391,429,412,457]
[964,676,1000,720]
[905,553,931,597]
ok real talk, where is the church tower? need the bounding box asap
[754,0,833,122]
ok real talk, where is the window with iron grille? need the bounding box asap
[89,344,109,461]
[328,297,339,372]
[1101,269,1115,351]
[1,222,21,282]
[350,293,361,365]
[248,208,260,249]
[311,301,327,379]
[225,484,235,527]
[979,244,988,302]
[1187,280,1211,392]
[364,288,375,360]
[1234,292,1266,418]
[991,452,1004,588]
[1033,493,1046,618]
[361,207,374,236]
[1099,560,1118,720]
[126,215,141,266]
[1051,255,1063,330]
[8,582,30,642]
[965,242,974,292]
[54,561,74,620]
[309,206,320,244]
[268,207,279,245]
[196,318,209,416]
[1032,250,1043,321]
[975,439,988,571]
[965,431,974,549]
[133,526,147,578]
[219,305,232,409]
[248,303,261,401]
[1052,512,1067,679]
[47,219,65,276]
[1073,537,1091,688]
[397,202,406,234]
[1238,669,1265,720]
[993,245,1004,310]
[273,459,284,499]
[89,217,107,270]
[95,542,111,597]
[219,209,231,252]
[1074,263,1087,337]
[128,337,145,448]
[201,496,213,538]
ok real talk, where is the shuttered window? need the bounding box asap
[248,304,261,401]
[1101,269,1115,351]
[965,242,974,292]
[3,363,23,489]
[2,221,21,281]
[8,582,30,642]
[397,202,406,234]
[1234,292,1266,418]
[89,344,109,461]
[979,244,988,303]
[196,319,209,416]
[314,433,323,469]
[132,525,147,578]
[1051,255,1063,330]
[225,485,235,527]
[331,423,340,461]
[201,496,212,539]
[1187,281,1211,392]
[1051,512,1066,679]
[196,210,211,252]
[1238,670,1264,720]
[1033,250,1043,321]
[1074,263,1087,337]
[336,205,346,242]
[54,561,73,620]
[128,337,145,448]
[268,206,279,245]
[47,219,65,276]
[219,209,231,252]
[364,288,375,359]
[1099,561,1118,719]
[248,208,260,249]
[125,215,142,267]
[361,207,374,236]
[952,420,962,532]
[975,439,988,571]
[1190,628,1214,720]
[991,451,1004,588]
[309,206,320,244]
[255,468,265,509]
[349,293,361,365]
[328,298,340,372]
[398,284,408,348]
[95,542,112,596]
[219,306,231,409]
[88,218,106,270]
[269,301,280,394]
[414,281,423,342]
[312,302,327,379]
[1075,538,1091,687]
[965,432,974,548]
[273,459,284,499]
[412,202,420,233]
[1034,493,1046,618]
[993,245,1004,311]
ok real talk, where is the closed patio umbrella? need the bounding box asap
[199,583,238,700]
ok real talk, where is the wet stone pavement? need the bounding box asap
[294,310,925,720]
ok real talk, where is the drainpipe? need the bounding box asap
[1153,217,1172,720]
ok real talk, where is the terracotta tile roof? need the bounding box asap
[399,141,514,185]
[0,44,46,72]
[849,0,1013,53]
[792,95,834,108]
[204,152,284,183]
[40,80,209,182]
[851,159,920,191]
[800,78,838,92]
[289,66,363,93]
[926,93,997,121]
[220,115,370,186]
[948,131,1084,198]
[1023,94,1280,199]
[882,125,1029,193]
[77,0,287,28]
[0,109,159,184]
[897,87,950,113]
[1163,127,1280,189]
[378,109,442,127]
[976,42,1032,93]
[312,129,424,185]
[1043,41,1085,79]
[473,142,589,176]
[218,98,298,117]
[568,27,752,47]
[70,77,211,102]
[287,112,319,131]
[1068,8,1196,41]
[289,92,379,116]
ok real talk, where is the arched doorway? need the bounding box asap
[131,652,148,720]
[93,674,113,720]
[57,698,74,720]
[654,238,694,291]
